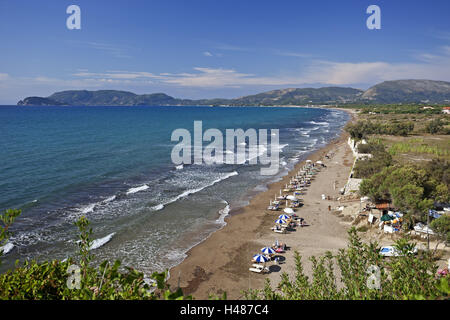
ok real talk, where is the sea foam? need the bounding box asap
[0,242,14,254]
[126,185,149,195]
[151,171,238,211]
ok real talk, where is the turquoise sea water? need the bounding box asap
[0,105,349,273]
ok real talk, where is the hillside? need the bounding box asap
[228,87,363,106]
[47,90,182,106]
[361,80,450,104]
[17,97,67,106]
[16,79,450,106]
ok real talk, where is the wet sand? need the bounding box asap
[167,108,357,299]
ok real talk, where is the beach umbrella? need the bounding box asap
[381,214,393,222]
[261,247,275,255]
[306,160,312,163]
[253,254,269,263]
[316,161,323,165]
[286,195,298,201]
[275,218,286,224]
[283,208,294,214]
[279,214,291,220]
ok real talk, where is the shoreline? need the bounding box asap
[167,107,357,299]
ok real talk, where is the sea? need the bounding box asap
[0,105,349,274]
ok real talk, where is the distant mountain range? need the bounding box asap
[17,79,450,106]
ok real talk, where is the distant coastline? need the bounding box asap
[15,79,450,107]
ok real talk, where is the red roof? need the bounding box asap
[375,203,390,210]
[444,107,450,110]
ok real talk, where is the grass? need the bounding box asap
[388,142,449,157]
[359,113,449,134]
[356,226,369,233]
[366,135,450,164]
[346,104,450,164]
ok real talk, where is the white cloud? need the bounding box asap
[203,51,213,57]
[214,43,249,52]
[160,67,290,87]
[72,71,164,80]
[3,45,450,104]
[272,50,314,58]
[66,41,132,59]
[303,51,450,86]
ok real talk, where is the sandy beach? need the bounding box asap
[167,108,358,299]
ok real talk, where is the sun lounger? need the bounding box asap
[249,266,269,273]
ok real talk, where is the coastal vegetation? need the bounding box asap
[346,104,449,217]
[426,118,447,134]
[347,119,449,228]
[347,104,446,115]
[388,141,449,158]
[0,210,189,300]
[346,120,415,139]
[338,104,449,292]
[430,215,450,251]
[353,141,393,179]
[3,209,448,300]
[358,163,449,220]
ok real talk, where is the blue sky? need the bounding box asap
[1,0,450,104]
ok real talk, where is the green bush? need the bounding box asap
[346,120,414,140]
[356,226,369,232]
[0,210,190,300]
[359,163,449,221]
[343,104,444,115]
[425,119,444,134]
[430,215,450,247]
[353,142,393,179]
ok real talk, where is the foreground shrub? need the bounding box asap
[0,210,189,300]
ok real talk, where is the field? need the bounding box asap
[370,135,450,164]
[348,105,450,164]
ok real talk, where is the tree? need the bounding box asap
[430,215,450,252]
[360,165,436,220]
[359,166,395,202]
[425,118,444,134]
[433,183,450,204]
[353,146,393,179]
